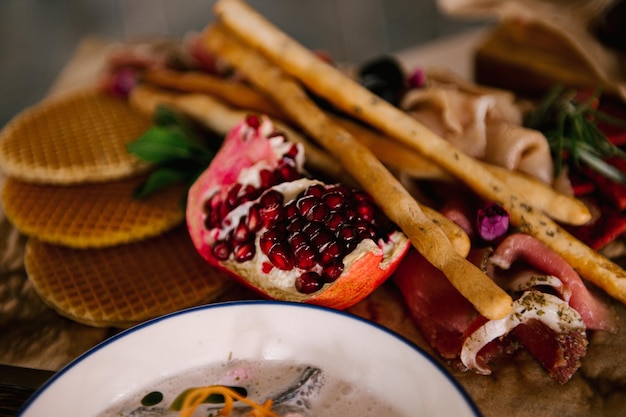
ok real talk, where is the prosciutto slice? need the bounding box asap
[392,248,477,359]
[401,79,554,184]
[489,233,617,332]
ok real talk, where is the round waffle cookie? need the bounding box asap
[24,225,235,328]
[2,175,186,248]
[0,88,151,184]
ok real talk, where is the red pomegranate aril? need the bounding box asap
[212,240,232,261]
[305,202,330,222]
[234,240,256,262]
[322,192,345,210]
[260,169,277,188]
[344,207,358,222]
[277,162,300,182]
[337,225,357,242]
[295,271,324,294]
[296,194,318,217]
[294,244,318,269]
[287,231,309,249]
[267,242,295,270]
[319,241,343,264]
[357,203,375,222]
[284,201,298,219]
[226,183,242,207]
[246,204,263,233]
[245,114,261,128]
[231,217,251,244]
[326,212,344,231]
[304,183,325,198]
[310,227,334,248]
[286,217,307,233]
[322,260,344,282]
[259,190,285,226]
[283,144,299,160]
[302,221,323,237]
[260,226,285,254]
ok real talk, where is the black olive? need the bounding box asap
[358,56,406,106]
[594,0,626,52]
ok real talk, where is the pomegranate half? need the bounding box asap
[187,115,410,309]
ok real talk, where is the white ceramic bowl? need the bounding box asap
[18,301,482,417]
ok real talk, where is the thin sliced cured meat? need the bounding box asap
[392,248,477,359]
[489,233,617,331]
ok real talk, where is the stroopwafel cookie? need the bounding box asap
[24,225,235,328]
[2,175,186,248]
[0,88,151,184]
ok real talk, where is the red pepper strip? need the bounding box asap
[565,197,626,250]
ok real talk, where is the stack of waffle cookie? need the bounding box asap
[0,88,234,328]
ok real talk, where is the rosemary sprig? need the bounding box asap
[127,105,223,199]
[524,85,626,184]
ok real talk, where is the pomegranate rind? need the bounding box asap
[303,233,410,309]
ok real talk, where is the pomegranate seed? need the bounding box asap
[302,222,323,237]
[284,201,298,219]
[283,144,299,160]
[326,212,344,231]
[287,231,308,249]
[212,240,231,261]
[310,228,334,248]
[322,192,344,210]
[305,203,330,222]
[245,114,261,128]
[259,190,285,226]
[277,162,300,182]
[231,217,251,244]
[267,243,295,270]
[260,226,284,254]
[233,240,256,262]
[305,184,326,197]
[246,204,262,233]
[294,244,317,269]
[296,195,318,217]
[352,190,371,203]
[319,241,343,265]
[357,203,375,222]
[260,169,278,188]
[240,184,260,203]
[295,272,324,294]
[286,217,306,233]
[322,260,344,282]
[226,183,242,207]
[218,201,232,222]
[337,225,357,242]
[344,207,358,222]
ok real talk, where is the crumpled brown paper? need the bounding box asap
[438,0,626,101]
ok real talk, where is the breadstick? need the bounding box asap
[143,68,285,118]
[334,116,591,226]
[203,23,513,320]
[212,0,626,305]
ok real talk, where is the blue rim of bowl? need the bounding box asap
[18,300,484,417]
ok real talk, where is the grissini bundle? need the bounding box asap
[136,46,592,227]
[202,23,513,320]
[211,0,626,307]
